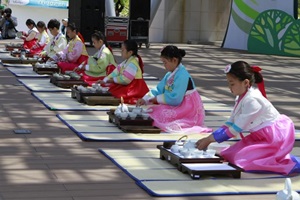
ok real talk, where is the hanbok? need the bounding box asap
[143,64,211,133]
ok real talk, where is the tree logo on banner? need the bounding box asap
[232,0,300,56]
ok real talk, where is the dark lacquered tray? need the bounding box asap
[50,76,88,88]
[33,65,59,75]
[120,125,160,134]
[181,162,242,179]
[71,87,112,103]
[83,96,120,106]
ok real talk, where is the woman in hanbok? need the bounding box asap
[30,21,50,55]
[97,39,149,104]
[50,23,88,73]
[136,45,211,133]
[74,31,116,85]
[195,61,300,175]
[21,19,38,50]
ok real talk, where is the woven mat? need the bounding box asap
[7,67,49,78]
[99,148,300,196]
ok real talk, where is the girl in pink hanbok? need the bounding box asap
[195,61,300,175]
[50,22,88,73]
[30,21,50,55]
[136,45,212,133]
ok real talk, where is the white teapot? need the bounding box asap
[183,139,197,150]
[276,178,300,200]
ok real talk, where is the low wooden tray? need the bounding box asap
[10,51,34,58]
[120,125,160,134]
[1,58,22,64]
[107,110,153,126]
[83,96,120,106]
[71,87,112,103]
[33,65,60,75]
[5,45,23,51]
[50,77,88,88]
[181,163,242,179]
[157,145,223,170]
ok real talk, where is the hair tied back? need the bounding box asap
[251,65,262,73]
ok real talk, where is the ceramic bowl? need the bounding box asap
[120,112,128,120]
[56,76,64,80]
[72,75,81,80]
[88,88,97,93]
[141,113,149,120]
[101,87,109,93]
[65,71,73,75]
[128,112,137,120]
[132,107,142,114]
[63,75,71,80]
[204,149,216,158]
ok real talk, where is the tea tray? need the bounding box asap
[50,77,88,88]
[33,65,59,75]
[120,125,160,134]
[71,87,112,103]
[181,163,242,179]
[107,110,153,126]
[11,51,33,58]
[83,96,120,106]
[5,45,23,51]
[157,145,223,170]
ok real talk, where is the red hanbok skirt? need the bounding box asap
[108,79,149,104]
[58,55,88,74]
[80,64,116,86]
[29,44,46,55]
[23,39,37,50]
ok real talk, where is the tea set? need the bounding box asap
[35,62,58,68]
[53,71,81,81]
[75,84,109,94]
[170,136,217,158]
[114,102,150,120]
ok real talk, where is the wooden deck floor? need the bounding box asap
[0,39,299,200]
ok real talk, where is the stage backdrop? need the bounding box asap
[223,0,300,56]
[8,0,68,9]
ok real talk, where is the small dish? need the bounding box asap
[141,113,149,120]
[120,112,128,120]
[128,112,137,120]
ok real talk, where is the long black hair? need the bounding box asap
[123,39,144,73]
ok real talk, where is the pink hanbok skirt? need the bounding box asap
[221,114,298,175]
[148,90,212,133]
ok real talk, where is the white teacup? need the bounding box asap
[204,149,216,158]
[128,112,137,120]
[141,113,149,120]
[120,112,128,120]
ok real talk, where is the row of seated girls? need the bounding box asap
[18,18,300,176]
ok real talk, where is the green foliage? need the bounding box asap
[119,0,129,17]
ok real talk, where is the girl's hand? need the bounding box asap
[149,97,158,104]
[96,79,105,84]
[73,67,81,72]
[195,134,215,150]
[136,99,146,107]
